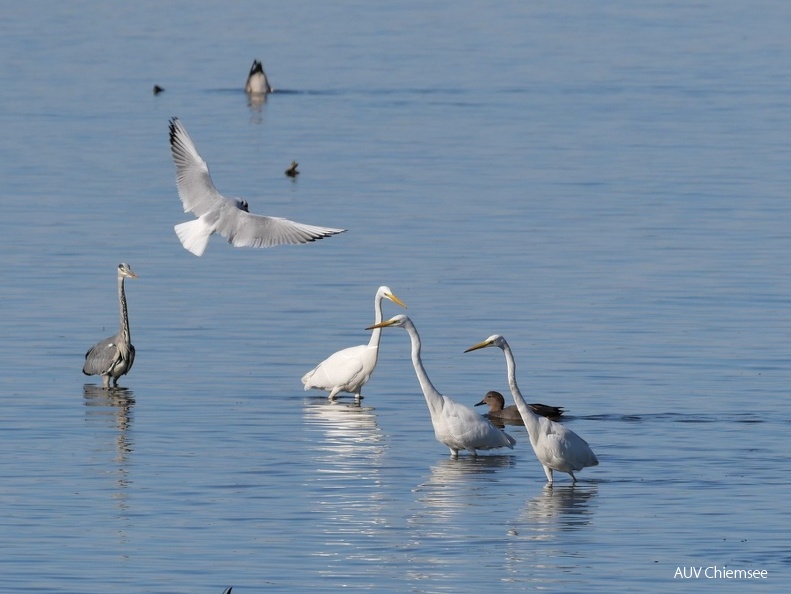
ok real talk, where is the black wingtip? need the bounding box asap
[168,117,180,144]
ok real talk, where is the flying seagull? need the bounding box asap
[168,117,345,256]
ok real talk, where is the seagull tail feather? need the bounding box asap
[174,219,212,257]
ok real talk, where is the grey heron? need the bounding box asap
[245,59,272,95]
[465,335,598,484]
[475,390,565,421]
[168,117,346,256]
[302,286,406,401]
[367,315,516,457]
[83,263,138,388]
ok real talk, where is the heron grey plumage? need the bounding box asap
[245,59,271,94]
[83,263,138,388]
[168,117,346,256]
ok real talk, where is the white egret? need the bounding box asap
[168,117,345,256]
[475,390,565,421]
[302,286,407,400]
[465,335,598,484]
[367,315,516,457]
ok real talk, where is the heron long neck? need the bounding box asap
[366,294,385,349]
[118,275,131,347]
[501,342,542,439]
[403,320,444,417]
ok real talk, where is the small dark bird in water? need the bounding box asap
[475,390,565,421]
[245,59,272,94]
[285,161,300,177]
[153,84,165,95]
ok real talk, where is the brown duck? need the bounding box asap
[475,390,564,421]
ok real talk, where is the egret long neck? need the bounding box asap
[403,321,444,417]
[118,275,131,347]
[501,342,542,438]
[366,294,385,348]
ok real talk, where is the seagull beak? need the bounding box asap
[387,293,407,309]
[464,340,491,353]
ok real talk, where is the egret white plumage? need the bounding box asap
[302,286,406,400]
[168,117,345,256]
[245,59,272,94]
[465,335,598,484]
[82,263,138,388]
[367,315,516,457]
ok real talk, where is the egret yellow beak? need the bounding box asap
[366,319,398,331]
[464,339,492,353]
[386,292,407,309]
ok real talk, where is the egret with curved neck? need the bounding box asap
[83,263,138,388]
[368,315,516,457]
[465,335,598,484]
[302,286,406,400]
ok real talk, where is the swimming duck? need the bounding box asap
[475,390,565,421]
[245,59,272,94]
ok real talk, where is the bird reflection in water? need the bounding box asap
[83,385,134,509]
[302,398,388,569]
[503,484,598,584]
[411,455,515,522]
[404,456,515,587]
[519,484,598,532]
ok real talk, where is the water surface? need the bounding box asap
[1,1,790,592]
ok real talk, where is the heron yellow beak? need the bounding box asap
[464,339,492,353]
[386,292,407,309]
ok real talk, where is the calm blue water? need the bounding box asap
[1,1,790,592]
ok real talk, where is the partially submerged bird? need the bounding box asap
[168,117,345,256]
[245,59,272,94]
[368,315,516,457]
[83,263,138,388]
[465,335,598,484]
[475,390,565,421]
[302,286,406,400]
[285,160,300,177]
[152,84,164,95]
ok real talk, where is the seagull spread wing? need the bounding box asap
[217,210,346,248]
[169,116,346,253]
[169,117,226,216]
